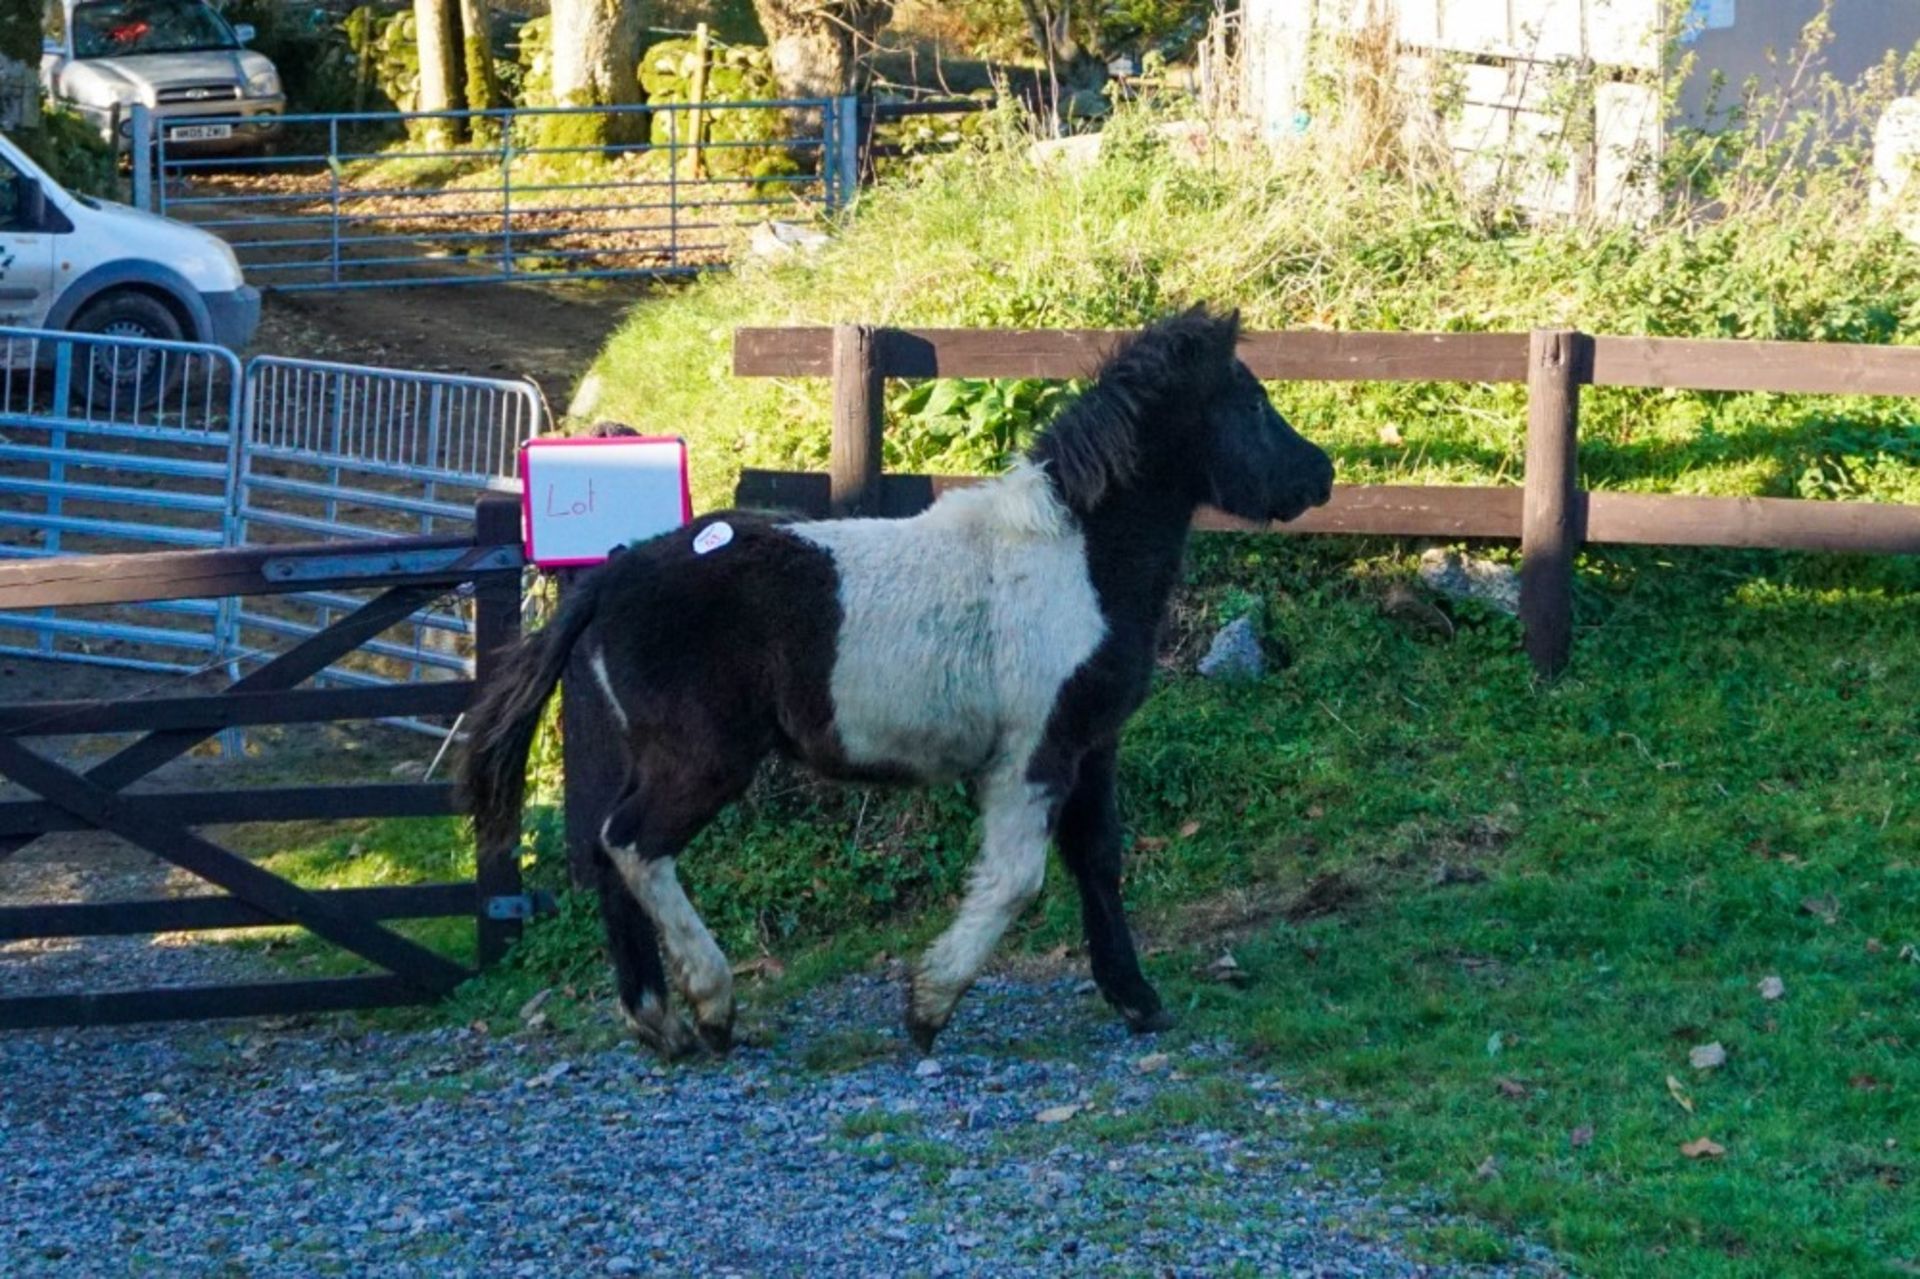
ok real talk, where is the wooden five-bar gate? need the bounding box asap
[0,495,526,1029]
[732,325,1920,675]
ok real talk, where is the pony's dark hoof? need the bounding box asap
[1125,1007,1176,1035]
[905,1016,942,1056]
[696,1020,735,1056]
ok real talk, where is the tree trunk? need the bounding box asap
[753,0,893,99]
[546,0,645,145]
[550,0,644,108]
[1016,0,1106,132]
[414,0,464,148]
[459,0,501,112]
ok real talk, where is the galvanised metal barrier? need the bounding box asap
[0,326,243,672]
[132,97,860,291]
[234,356,544,707]
[0,327,546,732]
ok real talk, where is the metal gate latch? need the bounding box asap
[485,891,555,921]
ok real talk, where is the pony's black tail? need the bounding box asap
[458,571,605,849]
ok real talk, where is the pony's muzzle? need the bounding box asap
[1274,452,1335,522]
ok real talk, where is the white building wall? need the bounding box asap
[1242,0,1920,223]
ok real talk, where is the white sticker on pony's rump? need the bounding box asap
[693,521,734,554]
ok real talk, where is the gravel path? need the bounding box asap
[2,969,1559,1278]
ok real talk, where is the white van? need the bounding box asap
[0,128,259,351]
[40,0,284,153]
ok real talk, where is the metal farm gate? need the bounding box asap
[234,356,544,714]
[0,326,546,714]
[0,327,244,672]
[132,97,862,291]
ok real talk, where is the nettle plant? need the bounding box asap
[886,376,1081,474]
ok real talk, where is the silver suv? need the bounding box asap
[40,0,285,153]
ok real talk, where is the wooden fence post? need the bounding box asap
[560,566,628,891]
[1520,328,1588,678]
[830,323,885,517]
[471,492,525,967]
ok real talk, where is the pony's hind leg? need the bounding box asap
[592,835,697,1059]
[907,765,1055,1053]
[600,751,754,1055]
[1055,741,1170,1034]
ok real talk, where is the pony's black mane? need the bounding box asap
[1028,306,1240,511]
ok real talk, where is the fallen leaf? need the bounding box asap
[1680,1137,1725,1159]
[1690,1042,1728,1071]
[1178,820,1203,839]
[1379,423,1405,446]
[731,955,786,980]
[1866,938,1885,954]
[1474,1154,1499,1181]
[1306,804,1325,820]
[1486,1031,1504,1058]
[1757,975,1786,1001]
[1570,1125,1594,1148]
[1801,894,1840,924]
[1134,1053,1171,1074]
[1035,1104,1084,1125]
[1135,836,1169,853]
[1043,944,1072,963]
[517,988,552,1022]
[1851,1074,1884,1092]
[1494,1076,1528,1099]
[1667,1075,1695,1114]
[523,1012,550,1033]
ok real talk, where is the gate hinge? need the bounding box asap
[485,890,555,921]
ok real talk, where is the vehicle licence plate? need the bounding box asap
[169,123,233,141]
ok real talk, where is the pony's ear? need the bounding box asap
[1177,303,1241,372]
[1210,307,1243,362]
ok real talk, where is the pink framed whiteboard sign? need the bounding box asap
[519,435,692,568]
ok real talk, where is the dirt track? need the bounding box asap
[252,278,646,411]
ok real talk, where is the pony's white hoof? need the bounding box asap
[904,977,954,1054]
[620,996,700,1061]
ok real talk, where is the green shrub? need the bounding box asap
[224,0,359,113]
[15,108,119,199]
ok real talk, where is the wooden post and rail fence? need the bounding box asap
[7,327,1919,1028]
[731,324,1920,677]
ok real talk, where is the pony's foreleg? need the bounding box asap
[907,767,1054,1052]
[1055,741,1171,1034]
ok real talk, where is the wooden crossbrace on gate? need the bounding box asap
[0,495,527,1030]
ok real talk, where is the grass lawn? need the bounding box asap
[243,533,1919,1278]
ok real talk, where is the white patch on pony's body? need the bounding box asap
[785,463,1105,782]
[588,645,630,733]
[603,848,732,1031]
